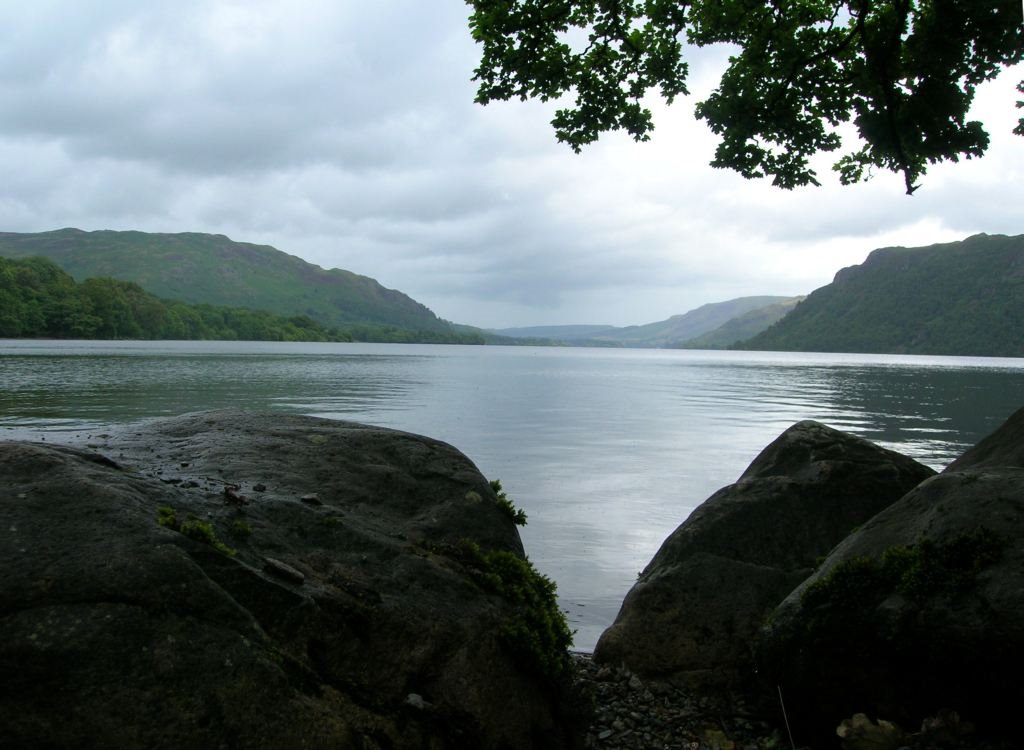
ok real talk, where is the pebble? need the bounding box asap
[573,655,1014,750]
[572,654,781,750]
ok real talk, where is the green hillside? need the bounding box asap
[677,297,802,349]
[0,228,457,336]
[0,255,345,341]
[740,234,1024,356]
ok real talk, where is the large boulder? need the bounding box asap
[593,420,935,683]
[759,406,1024,745]
[0,410,582,749]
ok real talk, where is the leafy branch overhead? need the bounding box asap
[467,0,1024,194]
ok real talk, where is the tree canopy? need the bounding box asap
[467,0,1023,194]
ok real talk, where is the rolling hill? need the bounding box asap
[0,228,458,336]
[739,233,1024,356]
[677,297,802,349]
[490,296,795,348]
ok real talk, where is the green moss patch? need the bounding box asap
[157,506,236,557]
[796,528,1005,652]
[803,528,1004,611]
[433,539,573,682]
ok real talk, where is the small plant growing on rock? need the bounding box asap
[798,528,1006,649]
[803,527,1005,612]
[489,479,528,526]
[157,506,178,529]
[180,518,236,557]
[452,538,573,682]
[156,506,236,557]
[229,520,253,539]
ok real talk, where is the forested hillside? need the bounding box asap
[0,256,481,343]
[0,229,461,337]
[740,234,1024,356]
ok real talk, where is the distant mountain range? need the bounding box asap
[0,228,473,341]
[490,296,799,348]
[741,233,1024,356]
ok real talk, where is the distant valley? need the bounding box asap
[490,296,801,349]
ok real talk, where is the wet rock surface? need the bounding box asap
[0,410,583,749]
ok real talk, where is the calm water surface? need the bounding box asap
[2,340,1022,649]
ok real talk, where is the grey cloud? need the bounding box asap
[0,1,480,175]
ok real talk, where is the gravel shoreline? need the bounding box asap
[572,653,1019,750]
[572,653,784,750]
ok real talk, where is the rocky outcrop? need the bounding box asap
[759,406,1024,745]
[0,411,583,749]
[593,421,935,683]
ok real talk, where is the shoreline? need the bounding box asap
[572,653,781,750]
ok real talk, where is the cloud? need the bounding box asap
[0,1,1020,329]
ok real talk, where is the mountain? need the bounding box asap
[678,297,802,349]
[739,233,1024,356]
[491,297,795,348]
[0,228,458,337]
[594,296,797,347]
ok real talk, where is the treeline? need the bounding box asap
[0,256,484,344]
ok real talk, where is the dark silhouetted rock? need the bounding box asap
[759,406,1024,745]
[0,411,583,749]
[593,421,935,683]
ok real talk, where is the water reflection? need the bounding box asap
[0,351,425,433]
[2,340,1022,650]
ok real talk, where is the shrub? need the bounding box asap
[433,538,573,682]
[489,479,528,526]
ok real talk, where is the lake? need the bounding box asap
[2,339,1022,650]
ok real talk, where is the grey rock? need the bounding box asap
[945,405,1024,471]
[759,407,1024,745]
[0,410,583,750]
[404,693,429,710]
[594,421,933,683]
[262,557,305,585]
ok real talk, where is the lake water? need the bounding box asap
[2,339,1022,650]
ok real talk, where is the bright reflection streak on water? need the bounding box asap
[2,340,1022,650]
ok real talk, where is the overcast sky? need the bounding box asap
[0,1,1020,328]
